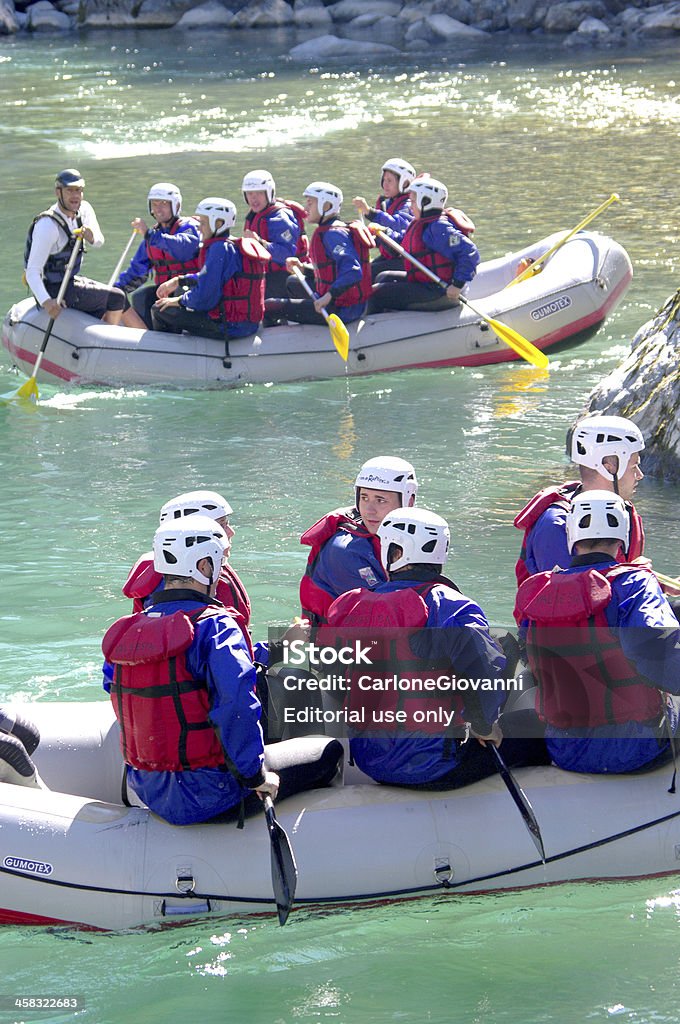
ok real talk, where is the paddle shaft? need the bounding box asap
[511,193,620,286]
[107,230,138,288]
[489,742,546,863]
[30,235,83,383]
[291,264,332,323]
[263,795,298,926]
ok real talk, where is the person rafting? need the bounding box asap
[114,182,202,329]
[264,181,372,328]
[241,169,309,298]
[24,168,126,326]
[514,414,647,590]
[299,455,419,626]
[515,490,680,775]
[103,515,343,826]
[322,507,545,789]
[151,197,269,340]
[352,156,416,280]
[367,175,479,314]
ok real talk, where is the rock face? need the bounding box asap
[584,289,680,480]
[0,0,19,34]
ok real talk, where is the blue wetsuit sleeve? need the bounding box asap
[423,221,480,287]
[115,239,151,289]
[612,572,680,695]
[265,207,301,266]
[368,199,413,240]
[313,533,385,601]
[146,220,201,263]
[524,506,572,575]
[181,243,241,312]
[323,228,362,299]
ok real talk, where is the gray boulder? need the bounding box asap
[293,0,332,27]
[429,12,489,34]
[577,14,611,31]
[175,1,235,27]
[584,290,680,480]
[637,3,680,33]
[328,0,402,21]
[506,0,549,31]
[289,31,400,59]
[27,0,72,29]
[233,0,294,27]
[544,1,608,32]
[0,0,19,34]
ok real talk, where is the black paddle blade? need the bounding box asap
[490,745,546,863]
[264,797,298,926]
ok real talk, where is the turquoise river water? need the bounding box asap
[1,26,680,1024]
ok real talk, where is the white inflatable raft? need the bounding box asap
[1,701,679,931]
[2,230,632,389]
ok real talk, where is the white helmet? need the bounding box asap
[565,490,630,554]
[195,197,236,235]
[242,169,275,204]
[381,157,416,193]
[303,181,343,219]
[159,489,233,524]
[568,415,645,481]
[148,182,182,218]
[378,508,450,574]
[153,514,227,586]
[409,176,448,214]
[355,456,418,507]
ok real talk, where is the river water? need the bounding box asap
[1,25,680,1024]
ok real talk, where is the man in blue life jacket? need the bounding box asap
[241,169,309,298]
[323,507,546,789]
[367,175,479,314]
[299,455,419,626]
[514,414,647,590]
[352,157,416,281]
[515,491,680,775]
[151,198,269,340]
[25,169,126,325]
[114,182,201,330]
[102,515,342,825]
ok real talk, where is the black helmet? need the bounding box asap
[56,168,84,188]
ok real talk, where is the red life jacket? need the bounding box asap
[299,507,383,624]
[515,564,664,729]
[103,607,227,772]
[513,482,646,587]
[373,193,412,260]
[323,583,464,735]
[246,200,310,271]
[145,217,202,284]
[122,554,253,655]
[402,208,475,285]
[309,219,373,308]
[207,236,270,323]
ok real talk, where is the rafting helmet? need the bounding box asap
[303,181,343,219]
[567,415,645,482]
[153,514,227,586]
[565,490,630,554]
[381,158,416,193]
[195,198,236,236]
[355,456,418,508]
[409,176,448,214]
[378,508,450,573]
[242,169,275,204]
[55,168,85,189]
[159,490,233,525]
[148,182,182,218]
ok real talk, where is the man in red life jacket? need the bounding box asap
[103,515,343,825]
[352,157,416,281]
[151,197,269,340]
[514,415,648,593]
[367,175,479,314]
[264,180,372,327]
[114,182,201,329]
[241,169,309,298]
[299,455,419,626]
[515,491,680,775]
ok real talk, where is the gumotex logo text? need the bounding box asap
[4,855,53,876]
[530,295,572,321]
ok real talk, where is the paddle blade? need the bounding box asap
[327,314,350,362]
[264,798,298,926]
[486,315,549,370]
[490,745,546,863]
[1,375,39,405]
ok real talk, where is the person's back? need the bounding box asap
[516,491,680,774]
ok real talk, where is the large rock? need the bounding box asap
[637,4,680,33]
[289,31,400,59]
[232,0,294,26]
[544,0,608,32]
[506,0,549,31]
[293,0,332,27]
[584,289,680,480]
[175,0,235,27]
[328,0,402,21]
[429,12,489,34]
[79,0,199,26]
[27,0,72,29]
[0,0,19,34]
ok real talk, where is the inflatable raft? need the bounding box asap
[1,701,679,931]
[2,230,632,389]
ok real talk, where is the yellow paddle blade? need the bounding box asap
[486,315,549,369]
[655,571,680,592]
[327,314,350,362]
[1,375,39,404]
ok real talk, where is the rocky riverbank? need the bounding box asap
[1,0,680,56]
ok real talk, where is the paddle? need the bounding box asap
[369,225,549,370]
[655,571,680,592]
[508,193,620,288]
[6,234,83,404]
[489,743,546,863]
[107,229,138,288]
[290,264,350,361]
[263,795,298,926]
